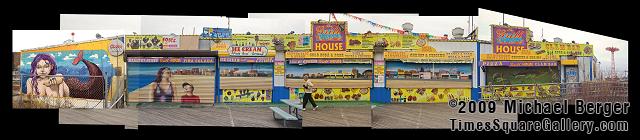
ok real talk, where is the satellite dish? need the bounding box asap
[63,39,74,44]
[96,33,102,39]
[402,22,413,32]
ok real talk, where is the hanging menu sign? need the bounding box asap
[127,57,216,63]
[219,57,274,63]
[285,51,373,59]
[480,54,560,61]
[481,61,558,67]
[288,59,372,64]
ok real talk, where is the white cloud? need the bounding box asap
[57,52,62,56]
[103,55,107,58]
[68,53,77,57]
[26,62,31,65]
[20,61,24,66]
[63,55,76,61]
[89,54,99,59]
[27,53,36,58]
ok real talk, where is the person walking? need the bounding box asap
[302,75,318,111]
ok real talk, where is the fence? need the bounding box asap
[13,74,109,109]
[480,83,562,102]
[480,81,629,103]
[562,81,628,103]
[108,76,127,108]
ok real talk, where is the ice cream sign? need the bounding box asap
[312,21,347,51]
[228,46,268,57]
[492,25,529,54]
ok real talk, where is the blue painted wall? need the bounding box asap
[272,87,289,103]
[215,59,221,103]
[473,41,481,101]
[371,87,390,103]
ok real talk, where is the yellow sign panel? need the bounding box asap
[218,50,276,57]
[531,42,594,56]
[480,54,560,61]
[561,59,578,65]
[390,88,471,103]
[384,51,474,63]
[374,65,385,75]
[222,89,272,103]
[285,51,373,59]
[289,88,370,101]
[481,84,560,100]
[210,40,232,51]
[228,34,312,51]
[346,34,374,50]
[274,61,285,75]
[279,34,311,50]
[345,34,427,50]
[231,35,274,49]
[125,35,164,50]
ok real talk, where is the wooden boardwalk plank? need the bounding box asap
[60,105,300,129]
[372,103,517,129]
[58,108,138,129]
[302,106,371,127]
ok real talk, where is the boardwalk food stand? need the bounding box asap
[285,21,373,102]
[125,34,218,104]
[381,33,475,103]
[218,45,275,103]
[479,25,595,100]
[126,57,216,104]
[285,51,374,101]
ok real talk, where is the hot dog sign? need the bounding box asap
[311,21,347,51]
[492,25,530,54]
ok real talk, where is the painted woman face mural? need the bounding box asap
[32,54,56,78]
[25,50,106,99]
[29,54,63,96]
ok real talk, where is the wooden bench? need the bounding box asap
[280,99,303,119]
[269,107,298,127]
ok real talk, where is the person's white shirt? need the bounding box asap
[304,79,314,93]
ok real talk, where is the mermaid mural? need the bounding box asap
[24,50,106,100]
